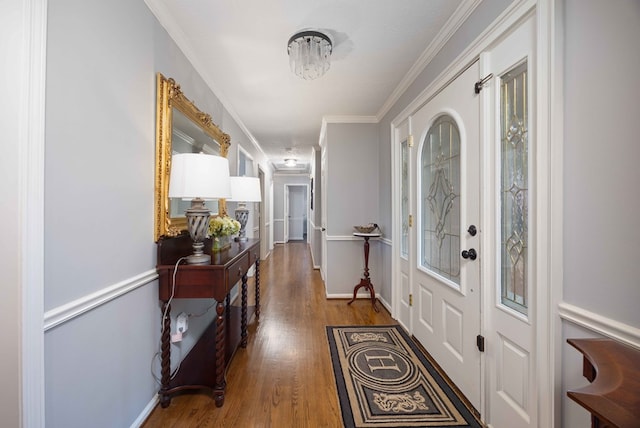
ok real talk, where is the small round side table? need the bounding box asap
[348,232,381,312]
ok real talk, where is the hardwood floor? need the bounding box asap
[143,242,396,427]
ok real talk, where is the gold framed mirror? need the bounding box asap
[154,73,231,241]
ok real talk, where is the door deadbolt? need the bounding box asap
[467,225,477,236]
[461,248,477,260]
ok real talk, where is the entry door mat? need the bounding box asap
[327,325,482,427]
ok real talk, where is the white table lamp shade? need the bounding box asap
[228,176,262,202]
[169,153,232,200]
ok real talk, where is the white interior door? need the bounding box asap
[482,15,536,428]
[410,61,482,410]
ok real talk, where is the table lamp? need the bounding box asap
[228,176,262,242]
[169,153,231,264]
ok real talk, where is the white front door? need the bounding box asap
[482,14,536,428]
[395,120,412,331]
[410,61,482,410]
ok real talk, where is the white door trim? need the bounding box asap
[533,1,563,426]
[19,0,48,426]
[284,184,309,241]
[390,1,561,425]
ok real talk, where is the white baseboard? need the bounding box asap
[558,301,640,349]
[130,394,159,428]
[325,293,391,314]
[326,293,381,299]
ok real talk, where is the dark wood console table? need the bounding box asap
[156,234,260,408]
[567,338,640,428]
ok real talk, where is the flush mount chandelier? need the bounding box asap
[287,30,333,80]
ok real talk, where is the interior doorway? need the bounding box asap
[285,184,308,242]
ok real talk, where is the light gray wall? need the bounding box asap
[562,0,640,322]
[43,0,270,426]
[324,123,380,295]
[326,123,379,234]
[0,0,28,425]
[561,1,640,426]
[45,0,156,310]
[45,1,159,426]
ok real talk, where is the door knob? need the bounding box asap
[467,225,477,236]
[461,248,477,260]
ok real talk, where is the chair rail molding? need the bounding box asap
[44,269,158,331]
[559,302,640,349]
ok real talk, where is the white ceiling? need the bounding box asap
[146,0,470,172]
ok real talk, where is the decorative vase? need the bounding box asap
[212,235,231,252]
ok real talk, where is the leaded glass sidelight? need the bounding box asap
[401,139,409,258]
[500,61,529,315]
[421,115,461,284]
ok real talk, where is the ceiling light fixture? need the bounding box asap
[284,158,297,167]
[287,30,332,80]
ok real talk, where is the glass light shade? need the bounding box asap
[287,31,332,80]
[168,153,232,200]
[228,176,262,202]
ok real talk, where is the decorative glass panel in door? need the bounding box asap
[421,115,461,285]
[500,61,529,315]
[401,138,409,258]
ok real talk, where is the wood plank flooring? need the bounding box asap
[143,242,396,427]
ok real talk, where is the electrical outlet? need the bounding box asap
[176,312,188,334]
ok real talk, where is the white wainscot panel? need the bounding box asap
[443,301,463,362]
[497,334,530,417]
[401,272,410,301]
[419,284,434,332]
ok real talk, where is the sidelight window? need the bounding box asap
[500,61,529,315]
[401,139,409,258]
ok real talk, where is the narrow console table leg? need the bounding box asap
[214,301,226,407]
[347,236,379,312]
[159,300,172,408]
[241,274,248,348]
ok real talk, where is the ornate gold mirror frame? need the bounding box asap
[154,73,231,241]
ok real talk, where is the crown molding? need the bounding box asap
[376,0,483,121]
[144,0,268,162]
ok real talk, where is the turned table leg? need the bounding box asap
[213,300,226,407]
[347,236,379,312]
[159,301,172,408]
[241,273,248,348]
[255,259,261,319]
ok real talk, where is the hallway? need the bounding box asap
[143,242,396,427]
